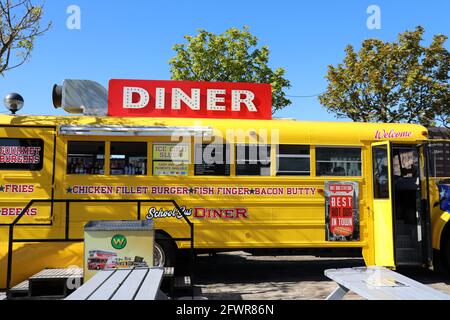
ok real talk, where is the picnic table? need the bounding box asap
[325,266,450,300]
[65,267,167,300]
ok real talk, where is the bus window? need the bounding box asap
[0,138,43,171]
[194,144,230,176]
[316,147,362,176]
[429,142,450,177]
[236,144,271,176]
[276,145,310,176]
[392,148,419,178]
[67,141,105,174]
[372,146,389,199]
[110,142,147,175]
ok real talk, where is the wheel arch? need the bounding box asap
[155,229,179,249]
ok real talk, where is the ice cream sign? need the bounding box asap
[108,79,272,120]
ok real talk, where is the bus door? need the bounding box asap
[371,141,395,267]
[372,141,432,268]
[391,144,432,267]
[0,126,55,225]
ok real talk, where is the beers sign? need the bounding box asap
[325,181,360,241]
[108,79,272,120]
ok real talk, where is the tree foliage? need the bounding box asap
[319,26,450,128]
[0,0,51,75]
[169,26,291,113]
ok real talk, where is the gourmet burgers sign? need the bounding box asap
[108,79,272,120]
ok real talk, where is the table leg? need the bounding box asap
[326,284,349,300]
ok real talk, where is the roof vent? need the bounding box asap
[52,80,108,116]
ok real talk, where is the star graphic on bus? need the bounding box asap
[66,187,73,194]
[441,188,447,201]
[439,184,450,213]
[249,188,255,194]
[188,187,194,194]
[0,185,4,192]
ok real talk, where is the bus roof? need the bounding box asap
[0,114,428,145]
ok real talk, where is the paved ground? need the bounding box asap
[1,251,449,300]
[186,251,450,300]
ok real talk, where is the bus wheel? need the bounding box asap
[153,233,176,267]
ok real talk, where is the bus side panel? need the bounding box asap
[429,179,450,250]
[0,241,83,288]
[0,127,56,288]
[141,184,367,250]
[373,199,395,266]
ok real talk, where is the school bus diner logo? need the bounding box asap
[111,234,127,250]
[146,206,249,220]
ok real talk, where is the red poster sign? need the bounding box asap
[329,195,354,237]
[108,79,272,120]
[325,181,359,241]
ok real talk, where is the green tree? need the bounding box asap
[0,0,51,75]
[319,26,450,128]
[169,26,291,113]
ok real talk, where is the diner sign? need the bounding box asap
[108,79,272,120]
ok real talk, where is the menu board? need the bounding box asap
[194,163,230,176]
[194,144,230,176]
[153,161,188,176]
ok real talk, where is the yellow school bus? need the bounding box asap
[0,113,449,288]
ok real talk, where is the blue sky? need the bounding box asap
[0,0,449,120]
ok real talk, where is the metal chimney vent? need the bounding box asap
[53,79,108,116]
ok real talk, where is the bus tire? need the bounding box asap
[176,249,193,266]
[154,233,176,267]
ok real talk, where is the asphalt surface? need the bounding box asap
[184,251,450,300]
[1,251,449,300]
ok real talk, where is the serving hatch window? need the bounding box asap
[276,145,310,176]
[111,142,147,175]
[316,147,362,176]
[236,144,271,176]
[429,142,450,177]
[194,144,230,176]
[0,138,43,171]
[67,141,105,174]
